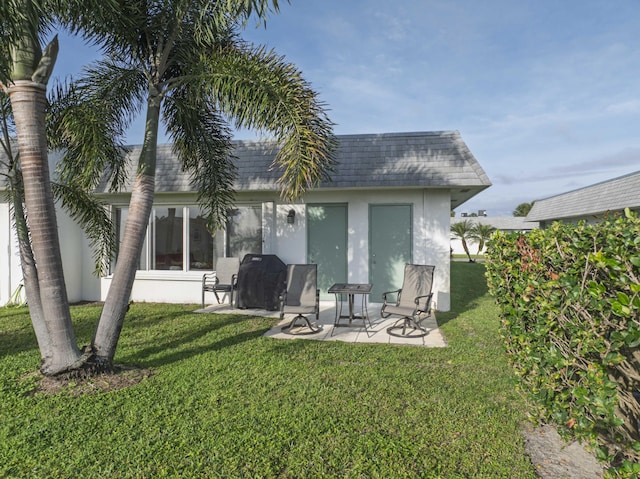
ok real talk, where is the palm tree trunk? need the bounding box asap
[92,94,160,365]
[1,104,50,360]
[461,238,473,262]
[8,80,82,375]
[12,185,53,363]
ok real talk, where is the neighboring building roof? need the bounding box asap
[527,170,640,222]
[452,216,538,231]
[96,131,491,208]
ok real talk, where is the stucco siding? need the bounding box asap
[0,203,19,305]
[419,190,452,311]
[57,206,85,303]
[93,189,453,311]
[1,131,488,311]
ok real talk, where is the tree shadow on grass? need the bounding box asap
[0,304,273,372]
[437,262,489,327]
[118,311,273,369]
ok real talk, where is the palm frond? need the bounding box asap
[51,180,116,276]
[451,219,476,239]
[202,43,336,200]
[469,223,496,253]
[0,91,17,163]
[0,24,12,85]
[47,61,145,192]
[163,85,236,232]
[53,0,144,52]
[223,0,284,26]
[1,0,53,43]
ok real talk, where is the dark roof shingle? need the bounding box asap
[101,131,490,208]
[527,170,640,221]
[0,131,489,206]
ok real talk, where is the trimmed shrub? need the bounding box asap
[485,211,640,476]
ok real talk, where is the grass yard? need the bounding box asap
[0,263,537,478]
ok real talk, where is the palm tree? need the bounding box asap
[2,1,330,375]
[451,219,476,262]
[1,55,119,375]
[0,0,121,374]
[0,91,52,362]
[469,223,496,259]
[56,1,336,368]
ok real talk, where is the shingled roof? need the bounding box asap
[527,170,640,222]
[98,130,490,208]
[0,130,479,207]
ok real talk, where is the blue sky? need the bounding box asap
[52,0,640,216]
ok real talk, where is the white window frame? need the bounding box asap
[109,202,266,279]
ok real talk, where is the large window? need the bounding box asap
[153,207,184,270]
[112,204,263,273]
[113,207,147,271]
[189,209,214,270]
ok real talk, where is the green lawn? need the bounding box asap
[0,263,537,478]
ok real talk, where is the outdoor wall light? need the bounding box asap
[287,209,296,224]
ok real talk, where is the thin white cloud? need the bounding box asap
[606,99,640,115]
[493,147,640,185]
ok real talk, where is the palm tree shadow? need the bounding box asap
[118,312,272,369]
[0,305,274,371]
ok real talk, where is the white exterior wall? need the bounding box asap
[79,229,102,302]
[92,189,452,311]
[57,207,86,303]
[451,237,483,256]
[2,188,453,311]
[271,203,306,264]
[0,197,95,306]
[418,190,451,312]
[101,271,204,304]
[346,195,369,285]
[0,202,23,305]
[274,189,451,311]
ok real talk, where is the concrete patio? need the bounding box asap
[197,301,447,347]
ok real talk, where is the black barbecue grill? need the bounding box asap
[235,254,287,310]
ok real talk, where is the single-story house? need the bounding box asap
[0,130,491,312]
[450,216,539,256]
[527,170,640,228]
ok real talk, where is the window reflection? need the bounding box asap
[154,207,184,270]
[113,207,147,272]
[189,210,214,270]
[112,204,263,273]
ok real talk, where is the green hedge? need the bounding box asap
[485,211,640,476]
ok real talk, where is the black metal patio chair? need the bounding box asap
[201,257,239,308]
